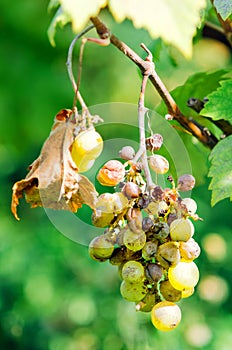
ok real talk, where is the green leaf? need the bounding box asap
[109,0,207,58]
[47,6,71,46]
[201,80,232,124]
[156,70,229,185]
[214,0,232,20]
[208,135,232,205]
[157,70,229,117]
[60,0,107,32]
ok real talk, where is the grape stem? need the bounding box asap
[90,16,219,149]
[66,25,95,112]
[135,44,155,191]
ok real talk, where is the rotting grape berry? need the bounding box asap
[119,146,135,160]
[142,217,153,232]
[149,154,169,174]
[177,174,195,191]
[97,160,125,186]
[146,133,163,152]
[122,182,141,199]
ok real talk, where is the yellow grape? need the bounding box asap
[168,261,199,291]
[151,301,181,331]
[71,129,103,172]
[182,287,195,298]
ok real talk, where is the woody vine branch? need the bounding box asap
[90,16,220,149]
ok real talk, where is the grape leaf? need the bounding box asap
[156,70,229,185]
[160,70,229,116]
[214,0,232,20]
[48,0,206,57]
[11,109,98,220]
[201,79,232,124]
[48,6,71,46]
[60,0,107,31]
[157,70,229,129]
[208,135,232,206]
[109,0,207,58]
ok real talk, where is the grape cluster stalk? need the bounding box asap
[87,135,201,332]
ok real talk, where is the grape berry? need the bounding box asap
[88,143,201,332]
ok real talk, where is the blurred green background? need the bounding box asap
[0,1,232,349]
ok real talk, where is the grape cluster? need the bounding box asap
[88,137,201,332]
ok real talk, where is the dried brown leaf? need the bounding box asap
[11,109,98,220]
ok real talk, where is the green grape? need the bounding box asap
[168,261,199,291]
[181,198,197,214]
[123,228,146,252]
[136,292,157,312]
[151,301,181,331]
[179,238,201,261]
[146,263,163,283]
[160,280,182,302]
[121,260,144,283]
[120,280,148,302]
[89,234,115,261]
[92,209,114,227]
[170,218,194,242]
[142,241,158,260]
[156,241,180,268]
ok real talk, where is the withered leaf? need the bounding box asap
[11,109,98,220]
